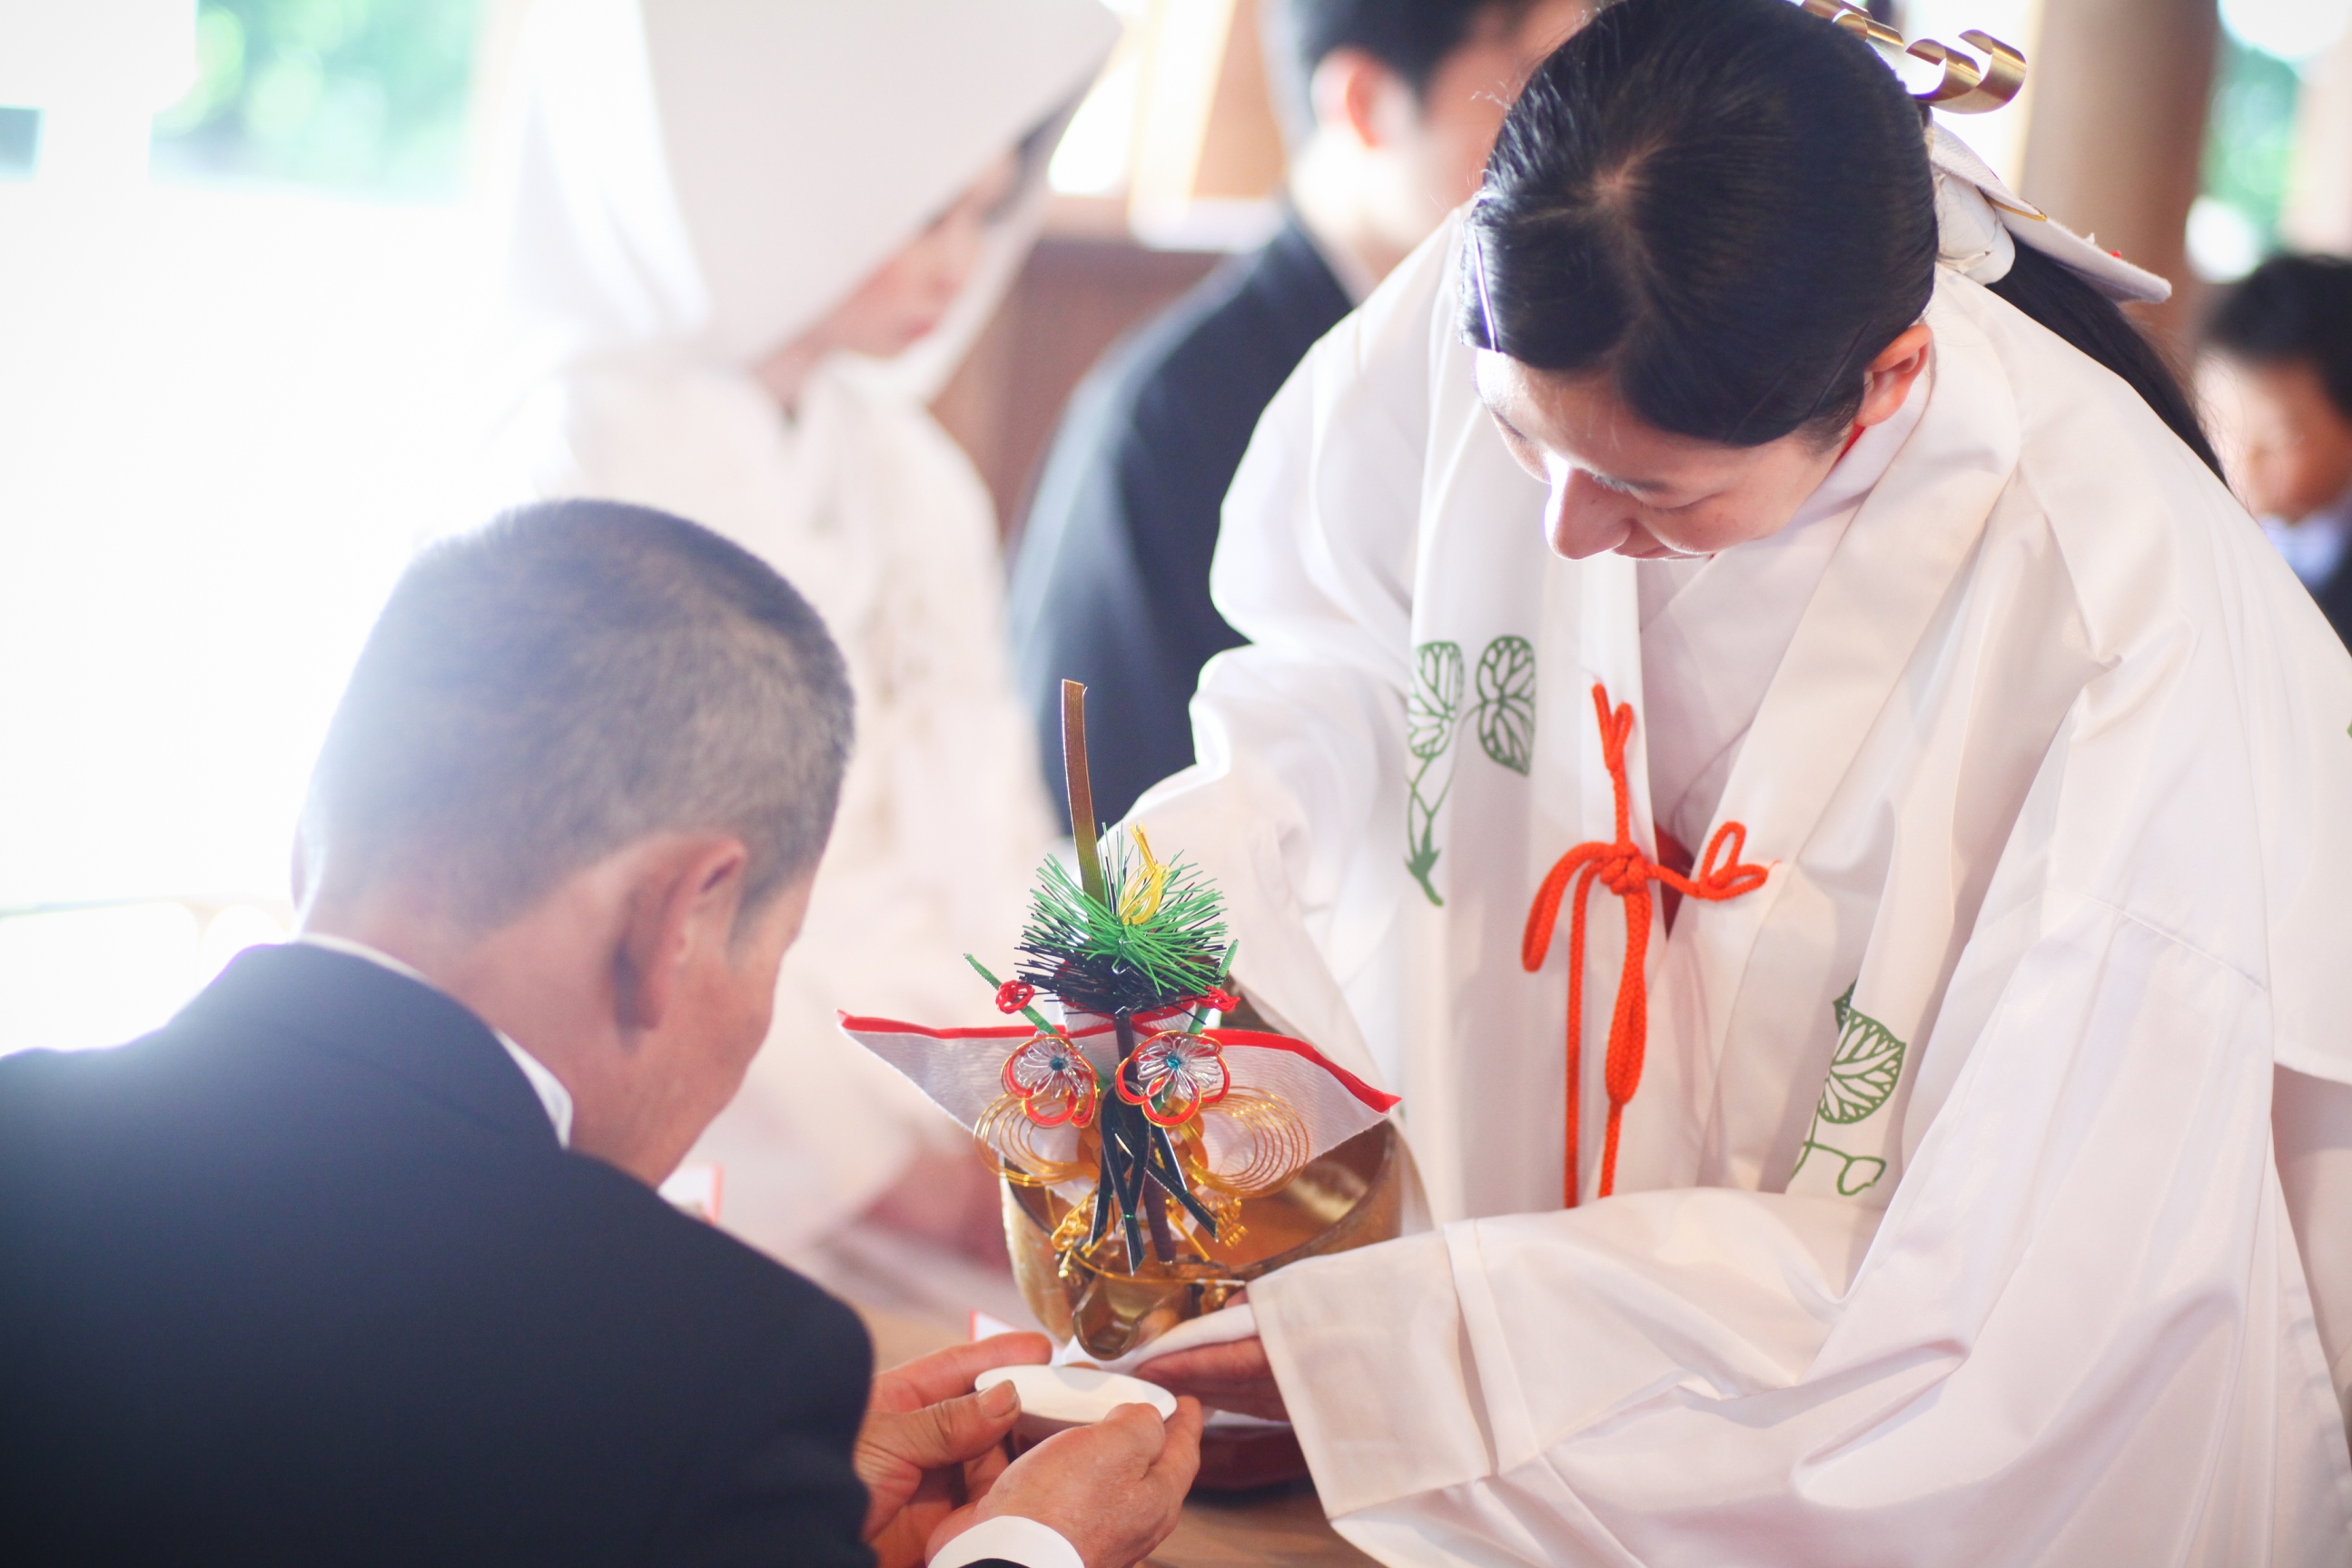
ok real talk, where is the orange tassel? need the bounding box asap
[1523,684,1769,1207]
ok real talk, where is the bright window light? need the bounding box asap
[0,2,491,1052]
[2219,0,2352,65]
[1050,47,1140,195]
[2188,193,2265,281]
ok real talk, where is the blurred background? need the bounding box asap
[1,0,2347,1055]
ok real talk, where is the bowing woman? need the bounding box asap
[1134,0,2352,1557]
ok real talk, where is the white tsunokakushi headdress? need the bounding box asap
[1801,0,2172,306]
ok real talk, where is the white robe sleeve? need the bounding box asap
[1129,222,1458,1080]
[1251,691,2352,1563]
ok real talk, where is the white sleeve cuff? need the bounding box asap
[928,1514,1084,1568]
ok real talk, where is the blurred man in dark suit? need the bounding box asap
[1008,0,1586,829]
[2207,253,2352,650]
[0,501,1197,1568]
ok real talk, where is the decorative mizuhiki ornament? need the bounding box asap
[842,681,1399,1340]
[1000,1031,1099,1128]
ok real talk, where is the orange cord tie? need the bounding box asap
[1522,684,1769,1207]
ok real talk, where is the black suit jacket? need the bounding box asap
[2308,549,2352,652]
[0,943,878,1566]
[1007,217,1353,828]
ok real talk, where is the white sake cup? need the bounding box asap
[976,1364,1178,1442]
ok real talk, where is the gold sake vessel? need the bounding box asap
[1002,1119,1403,1362]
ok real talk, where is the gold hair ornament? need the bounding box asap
[1800,0,2026,115]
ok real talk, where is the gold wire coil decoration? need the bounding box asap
[976,1094,1094,1188]
[1189,1088,1311,1198]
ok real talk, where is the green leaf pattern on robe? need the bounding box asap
[1475,636,1537,775]
[1791,984,1909,1196]
[1405,636,1536,905]
[1405,641,1466,905]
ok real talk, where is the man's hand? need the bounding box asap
[931,1398,1203,1568]
[857,1333,1052,1565]
[1134,1336,1287,1422]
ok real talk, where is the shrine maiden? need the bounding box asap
[485,0,1112,1284]
[1133,0,2352,1558]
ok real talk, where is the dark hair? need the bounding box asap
[1464,0,2220,474]
[1464,0,1936,445]
[1987,245,2221,475]
[1262,0,1545,143]
[304,500,855,930]
[2206,252,2352,420]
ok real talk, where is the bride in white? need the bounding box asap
[484,0,1115,1307]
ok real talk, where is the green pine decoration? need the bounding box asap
[998,681,1237,1271]
[1013,833,1230,1017]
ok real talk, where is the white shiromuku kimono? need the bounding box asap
[482,0,1113,1292]
[1132,207,2352,1559]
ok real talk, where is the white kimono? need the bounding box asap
[1132,213,2352,1561]
[482,0,1112,1275]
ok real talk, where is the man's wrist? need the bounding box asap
[928,1514,1084,1568]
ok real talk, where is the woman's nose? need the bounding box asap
[1544,468,1637,560]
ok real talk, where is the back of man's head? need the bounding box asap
[1263,0,1545,141]
[2208,252,2352,419]
[302,500,853,931]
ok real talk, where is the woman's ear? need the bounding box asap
[1856,323,1934,429]
[612,837,752,1037]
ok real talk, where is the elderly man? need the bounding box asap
[0,501,1198,1567]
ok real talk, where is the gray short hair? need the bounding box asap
[303,500,854,928]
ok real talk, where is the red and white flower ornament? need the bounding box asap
[1002,1032,1099,1128]
[1116,1030,1230,1128]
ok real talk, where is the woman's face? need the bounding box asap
[814,150,1022,360]
[1475,323,1933,559]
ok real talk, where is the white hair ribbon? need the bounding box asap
[1927,122,2171,304]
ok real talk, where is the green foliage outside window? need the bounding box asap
[151,0,486,199]
[2201,33,2301,251]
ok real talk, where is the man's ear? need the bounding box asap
[1310,47,1408,152]
[612,836,752,1035]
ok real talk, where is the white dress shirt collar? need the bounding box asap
[292,932,574,1149]
[2262,484,2352,589]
